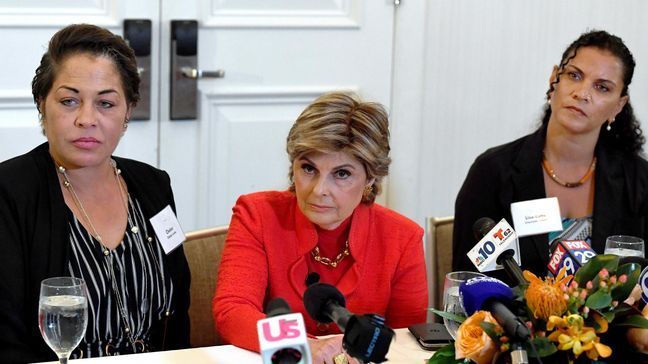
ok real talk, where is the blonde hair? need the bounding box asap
[286,91,390,203]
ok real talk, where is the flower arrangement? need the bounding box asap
[429,254,648,364]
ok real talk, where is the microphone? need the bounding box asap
[257,298,312,364]
[547,239,596,276]
[467,217,527,286]
[303,283,394,363]
[460,276,530,342]
[619,256,648,305]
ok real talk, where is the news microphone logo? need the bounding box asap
[467,219,520,272]
[547,240,596,276]
[640,266,648,304]
[260,318,302,342]
[257,311,311,364]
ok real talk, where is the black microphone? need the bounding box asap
[472,217,528,286]
[305,272,320,287]
[303,283,394,363]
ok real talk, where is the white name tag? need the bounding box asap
[510,197,563,237]
[149,205,186,254]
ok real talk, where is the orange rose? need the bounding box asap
[455,311,500,364]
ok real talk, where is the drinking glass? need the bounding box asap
[442,271,485,339]
[604,235,644,258]
[38,277,88,364]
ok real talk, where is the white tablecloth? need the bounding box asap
[37,328,433,364]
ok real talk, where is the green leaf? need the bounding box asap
[525,336,558,358]
[615,315,648,329]
[585,290,612,309]
[429,308,466,323]
[427,343,464,364]
[480,321,501,343]
[611,263,641,300]
[575,254,619,287]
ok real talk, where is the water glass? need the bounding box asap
[604,235,644,258]
[442,271,485,339]
[38,277,88,364]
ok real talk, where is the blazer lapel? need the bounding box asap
[510,128,549,266]
[288,204,318,297]
[591,147,624,252]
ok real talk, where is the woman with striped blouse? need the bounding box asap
[0,24,190,362]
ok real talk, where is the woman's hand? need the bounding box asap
[308,336,359,364]
[626,305,648,353]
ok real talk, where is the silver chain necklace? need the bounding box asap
[56,159,170,352]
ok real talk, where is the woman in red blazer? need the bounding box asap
[213,91,427,363]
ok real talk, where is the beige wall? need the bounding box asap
[389,0,648,225]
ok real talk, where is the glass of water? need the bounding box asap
[38,277,88,364]
[604,235,644,258]
[443,271,485,339]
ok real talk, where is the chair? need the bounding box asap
[183,225,229,347]
[425,216,454,322]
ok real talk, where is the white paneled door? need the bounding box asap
[0,0,395,231]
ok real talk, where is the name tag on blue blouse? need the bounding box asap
[510,197,563,237]
[150,205,186,254]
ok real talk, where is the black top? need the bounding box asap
[0,143,190,363]
[67,195,175,358]
[452,126,648,282]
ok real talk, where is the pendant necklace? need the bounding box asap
[56,159,170,353]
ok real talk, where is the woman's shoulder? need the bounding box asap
[113,156,170,183]
[369,203,423,236]
[473,131,539,166]
[234,190,296,215]
[237,190,294,204]
[0,144,49,189]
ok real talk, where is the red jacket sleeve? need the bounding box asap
[212,195,267,352]
[384,228,428,328]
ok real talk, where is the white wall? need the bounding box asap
[390,0,648,226]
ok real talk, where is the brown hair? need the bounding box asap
[32,23,140,117]
[286,91,391,203]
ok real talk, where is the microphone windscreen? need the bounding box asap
[473,217,496,241]
[305,272,320,287]
[265,297,291,317]
[460,276,513,315]
[303,283,346,323]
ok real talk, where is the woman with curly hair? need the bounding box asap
[453,30,647,279]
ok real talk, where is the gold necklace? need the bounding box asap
[56,160,148,351]
[541,153,597,188]
[57,160,139,255]
[311,241,350,268]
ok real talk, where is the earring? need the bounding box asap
[607,119,614,131]
[363,184,373,198]
[123,118,129,130]
[547,98,551,105]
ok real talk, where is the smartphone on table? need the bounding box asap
[408,322,453,351]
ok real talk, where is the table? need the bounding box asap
[38,328,433,364]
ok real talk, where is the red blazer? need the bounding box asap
[212,191,427,352]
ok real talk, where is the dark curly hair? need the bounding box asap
[32,24,141,116]
[541,30,644,154]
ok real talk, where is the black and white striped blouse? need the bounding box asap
[67,196,174,358]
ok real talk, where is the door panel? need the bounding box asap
[160,0,395,230]
[0,0,395,233]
